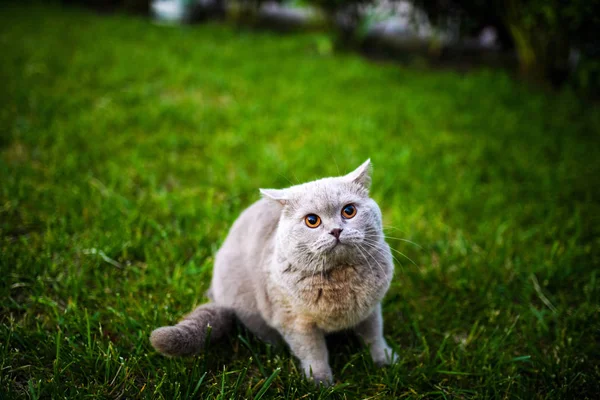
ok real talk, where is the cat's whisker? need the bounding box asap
[318,253,326,282]
[364,233,423,249]
[388,247,418,269]
[382,225,403,232]
[381,226,411,236]
[302,252,320,289]
[361,237,419,270]
[310,254,320,279]
[291,171,301,185]
[359,240,405,273]
[382,237,422,249]
[332,155,341,176]
[356,243,386,277]
[359,240,404,271]
[354,244,374,275]
[277,172,295,187]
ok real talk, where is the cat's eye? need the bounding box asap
[305,214,321,228]
[341,204,357,219]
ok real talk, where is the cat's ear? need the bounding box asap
[343,159,372,190]
[259,188,289,206]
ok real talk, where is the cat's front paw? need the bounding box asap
[302,362,333,387]
[371,344,398,367]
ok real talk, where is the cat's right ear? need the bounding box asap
[343,158,372,190]
[260,188,289,206]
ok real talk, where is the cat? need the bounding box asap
[150,159,397,385]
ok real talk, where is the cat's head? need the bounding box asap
[260,159,384,270]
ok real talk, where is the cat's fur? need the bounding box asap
[150,159,396,384]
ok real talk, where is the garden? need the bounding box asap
[1,2,599,398]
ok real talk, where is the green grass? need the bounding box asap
[1,3,600,399]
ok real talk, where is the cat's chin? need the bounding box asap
[333,239,362,251]
[323,241,343,253]
[322,242,359,261]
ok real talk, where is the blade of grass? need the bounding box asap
[253,367,280,400]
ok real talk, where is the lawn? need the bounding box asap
[1,3,599,399]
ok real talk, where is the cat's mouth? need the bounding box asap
[315,237,357,255]
[329,239,346,251]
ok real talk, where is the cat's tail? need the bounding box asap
[150,304,235,357]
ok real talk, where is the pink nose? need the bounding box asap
[330,228,343,239]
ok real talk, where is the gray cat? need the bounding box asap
[150,159,397,385]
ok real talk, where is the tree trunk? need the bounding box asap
[504,0,571,86]
[507,23,545,82]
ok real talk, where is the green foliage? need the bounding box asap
[1,3,600,398]
[414,0,600,86]
[307,0,369,14]
[571,55,600,97]
[229,0,279,24]
[305,0,375,43]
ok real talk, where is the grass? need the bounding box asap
[1,3,599,399]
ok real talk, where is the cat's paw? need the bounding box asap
[372,345,398,367]
[312,372,333,387]
[303,363,333,387]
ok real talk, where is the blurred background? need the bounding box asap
[1,0,599,398]
[61,0,600,92]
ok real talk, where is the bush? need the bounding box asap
[306,0,377,44]
[229,0,280,25]
[413,0,600,87]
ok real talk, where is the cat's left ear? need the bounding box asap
[343,159,372,190]
[260,188,289,206]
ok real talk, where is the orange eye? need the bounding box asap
[305,214,321,228]
[341,204,357,219]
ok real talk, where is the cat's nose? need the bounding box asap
[329,228,343,239]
